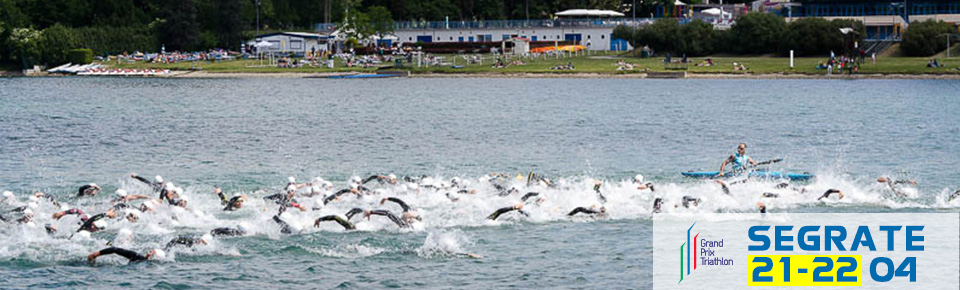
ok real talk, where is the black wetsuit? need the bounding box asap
[382,197,413,212]
[77,184,99,196]
[762,192,779,198]
[78,213,108,232]
[210,227,246,237]
[594,184,607,204]
[567,207,604,217]
[758,204,767,214]
[344,208,365,220]
[486,206,529,220]
[223,196,244,211]
[682,196,700,208]
[817,189,843,201]
[493,183,518,196]
[367,210,410,228]
[520,192,540,202]
[949,190,960,202]
[165,236,204,249]
[132,176,164,198]
[323,189,354,205]
[272,215,293,234]
[216,190,228,206]
[315,215,356,230]
[97,247,148,263]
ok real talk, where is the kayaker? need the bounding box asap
[718,143,757,176]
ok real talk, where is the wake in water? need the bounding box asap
[0,171,946,265]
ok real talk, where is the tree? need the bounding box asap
[40,24,78,65]
[637,18,681,54]
[160,0,200,51]
[901,20,956,56]
[8,27,42,68]
[217,0,245,50]
[367,6,394,43]
[729,12,785,54]
[678,20,715,56]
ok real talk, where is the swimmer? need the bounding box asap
[876,177,917,197]
[653,197,663,213]
[272,215,294,234]
[323,184,362,205]
[520,192,544,203]
[948,189,960,202]
[761,192,779,198]
[681,196,701,208]
[364,209,410,228]
[380,197,421,223]
[593,181,608,203]
[131,173,165,193]
[77,183,101,197]
[314,215,356,230]
[77,210,117,233]
[210,226,247,237]
[285,176,313,190]
[223,194,247,211]
[344,207,366,220]
[112,189,149,204]
[633,175,655,191]
[164,234,212,249]
[362,174,398,185]
[213,187,228,205]
[33,192,61,208]
[87,247,165,264]
[757,202,767,214]
[486,204,529,221]
[53,208,87,220]
[817,189,844,201]
[567,205,607,217]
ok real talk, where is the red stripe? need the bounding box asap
[694,233,699,270]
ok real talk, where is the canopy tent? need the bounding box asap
[674,0,686,6]
[254,40,273,48]
[701,8,731,16]
[555,9,625,17]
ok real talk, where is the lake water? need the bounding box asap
[0,77,958,289]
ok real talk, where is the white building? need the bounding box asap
[250,32,332,56]
[392,26,631,51]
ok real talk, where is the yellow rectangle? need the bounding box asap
[747,255,862,286]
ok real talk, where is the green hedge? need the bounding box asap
[901,20,956,56]
[67,49,93,64]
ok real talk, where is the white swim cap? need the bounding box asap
[155,175,164,183]
[351,176,362,184]
[28,195,39,202]
[93,219,107,229]
[634,174,644,183]
[174,187,184,195]
[179,195,189,202]
[115,189,128,197]
[288,176,296,183]
[2,191,13,198]
[89,183,98,187]
[287,185,297,192]
[350,183,359,190]
[322,181,333,189]
[201,233,213,244]
[165,182,174,188]
[143,200,157,209]
[237,223,250,233]
[23,208,34,215]
[452,177,462,184]
[388,174,397,180]
[152,248,166,260]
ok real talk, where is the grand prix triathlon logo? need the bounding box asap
[679,222,732,284]
[679,222,698,284]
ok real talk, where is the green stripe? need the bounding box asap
[679,243,685,284]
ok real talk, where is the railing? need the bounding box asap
[390,18,663,30]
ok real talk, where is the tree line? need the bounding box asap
[613,13,957,57]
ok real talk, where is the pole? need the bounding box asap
[256,0,260,37]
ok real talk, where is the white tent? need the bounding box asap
[701,8,731,16]
[674,0,686,5]
[255,40,273,48]
[555,9,625,17]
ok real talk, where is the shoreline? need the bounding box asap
[6,70,960,79]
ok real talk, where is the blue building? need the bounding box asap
[787,0,960,40]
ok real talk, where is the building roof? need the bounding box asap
[555,9,625,17]
[256,32,330,40]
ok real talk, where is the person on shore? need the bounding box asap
[87,247,165,264]
[718,143,757,176]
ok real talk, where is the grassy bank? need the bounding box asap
[102,53,960,76]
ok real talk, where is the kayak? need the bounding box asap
[681,171,815,180]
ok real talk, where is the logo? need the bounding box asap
[680,222,698,284]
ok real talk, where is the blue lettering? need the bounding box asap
[850,226,876,251]
[748,226,770,251]
[878,226,901,251]
[824,226,847,251]
[905,226,924,251]
[775,226,794,251]
[798,226,821,251]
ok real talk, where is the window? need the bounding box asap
[587,35,591,39]
[268,40,281,50]
[409,37,412,41]
[601,35,605,39]
[290,39,303,50]
[502,34,510,40]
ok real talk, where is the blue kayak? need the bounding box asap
[681,171,815,180]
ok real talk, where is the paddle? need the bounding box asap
[718,158,783,177]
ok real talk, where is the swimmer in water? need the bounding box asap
[53,208,87,220]
[223,194,248,211]
[486,204,529,221]
[364,209,411,228]
[633,175,655,192]
[131,173,165,193]
[210,226,247,237]
[817,189,844,201]
[112,189,150,204]
[272,215,294,234]
[520,192,545,204]
[380,197,421,223]
[77,183,101,197]
[77,210,118,233]
[653,197,663,213]
[87,247,165,264]
[567,205,607,217]
[757,202,767,215]
[164,234,212,249]
[362,174,398,185]
[323,184,364,205]
[681,196,701,208]
[876,177,917,197]
[948,189,960,202]
[593,180,608,203]
[314,215,356,230]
